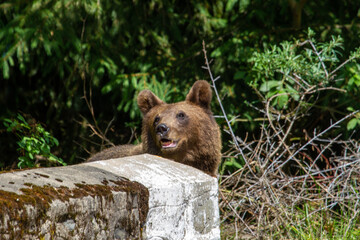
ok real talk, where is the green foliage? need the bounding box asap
[102,72,176,122]
[219,32,360,174]
[1,0,359,168]
[3,114,65,168]
[249,32,358,109]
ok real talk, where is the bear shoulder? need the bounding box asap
[87,144,143,162]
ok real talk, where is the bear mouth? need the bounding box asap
[160,138,178,149]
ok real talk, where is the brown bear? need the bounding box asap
[87,80,222,177]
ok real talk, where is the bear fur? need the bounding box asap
[87,80,222,177]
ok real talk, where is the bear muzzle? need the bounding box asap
[155,123,179,149]
[156,123,169,137]
[160,138,178,148]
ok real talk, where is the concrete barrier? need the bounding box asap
[0,154,220,239]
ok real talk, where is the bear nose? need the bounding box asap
[156,123,169,136]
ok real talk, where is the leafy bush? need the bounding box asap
[3,114,65,168]
[250,30,359,107]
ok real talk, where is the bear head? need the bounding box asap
[137,80,221,176]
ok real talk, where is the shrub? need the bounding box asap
[3,114,65,168]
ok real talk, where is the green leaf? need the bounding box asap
[124,101,131,112]
[239,0,250,12]
[43,40,52,56]
[260,80,281,92]
[8,56,14,66]
[30,39,38,49]
[17,114,26,124]
[224,157,243,170]
[211,47,222,58]
[347,118,359,131]
[2,60,9,79]
[225,0,238,12]
[18,156,28,168]
[275,94,289,109]
[53,138,59,146]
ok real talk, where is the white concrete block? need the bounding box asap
[87,154,221,240]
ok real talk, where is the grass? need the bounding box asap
[220,201,360,239]
[286,203,360,240]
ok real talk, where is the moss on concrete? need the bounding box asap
[0,175,149,239]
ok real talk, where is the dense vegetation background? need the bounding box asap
[1,0,359,168]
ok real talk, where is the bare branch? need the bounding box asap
[202,41,255,175]
[275,110,359,171]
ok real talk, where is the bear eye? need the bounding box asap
[153,116,160,126]
[176,112,186,120]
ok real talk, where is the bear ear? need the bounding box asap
[137,90,164,115]
[185,80,212,110]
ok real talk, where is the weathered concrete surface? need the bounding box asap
[0,154,220,240]
[87,154,221,240]
[0,165,148,239]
